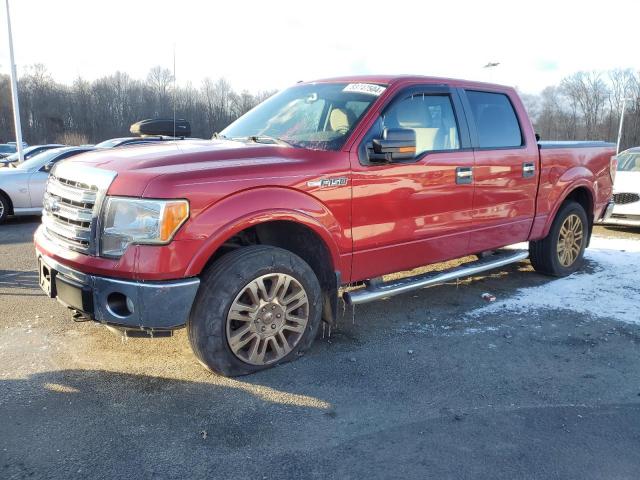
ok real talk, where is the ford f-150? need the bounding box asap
[34,75,616,375]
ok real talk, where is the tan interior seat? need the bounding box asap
[329,108,351,133]
[396,104,440,153]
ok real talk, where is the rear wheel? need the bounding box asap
[188,245,322,376]
[529,200,588,276]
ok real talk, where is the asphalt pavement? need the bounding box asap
[1,217,639,479]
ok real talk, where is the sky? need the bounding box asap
[1,0,638,95]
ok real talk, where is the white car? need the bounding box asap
[604,147,640,227]
[0,146,94,224]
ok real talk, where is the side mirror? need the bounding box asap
[42,162,54,173]
[370,128,416,162]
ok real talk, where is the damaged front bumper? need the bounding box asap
[37,253,200,330]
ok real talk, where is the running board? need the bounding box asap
[343,250,529,305]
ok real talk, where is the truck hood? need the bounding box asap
[62,139,305,197]
[614,171,640,194]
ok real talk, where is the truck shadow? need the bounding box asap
[0,367,332,475]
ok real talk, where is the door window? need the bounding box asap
[382,94,460,157]
[465,91,522,148]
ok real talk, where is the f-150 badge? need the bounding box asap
[307,177,348,188]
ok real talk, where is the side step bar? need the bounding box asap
[343,250,529,305]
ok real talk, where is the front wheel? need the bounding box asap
[529,200,588,277]
[188,245,322,376]
[0,193,9,224]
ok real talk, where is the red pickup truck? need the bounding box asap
[35,75,616,376]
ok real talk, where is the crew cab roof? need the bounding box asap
[303,74,514,91]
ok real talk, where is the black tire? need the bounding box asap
[0,193,9,224]
[529,200,588,277]
[187,245,322,376]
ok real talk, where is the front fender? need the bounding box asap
[181,187,349,278]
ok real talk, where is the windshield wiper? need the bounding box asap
[244,135,292,147]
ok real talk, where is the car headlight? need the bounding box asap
[100,197,189,257]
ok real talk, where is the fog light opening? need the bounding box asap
[106,292,134,317]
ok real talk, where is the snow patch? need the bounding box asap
[472,236,640,325]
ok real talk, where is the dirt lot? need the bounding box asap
[1,218,640,480]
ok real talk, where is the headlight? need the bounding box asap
[100,197,189,257]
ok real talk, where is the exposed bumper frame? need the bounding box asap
[598,200,615,223]
[38,253,200,330]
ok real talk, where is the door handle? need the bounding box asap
[456,167,473,184]
[522,162,535,178]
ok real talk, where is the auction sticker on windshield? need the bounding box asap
[343,83,386,96]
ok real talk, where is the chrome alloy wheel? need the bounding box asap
[226,273,309,365]
[0,200,4,218]
[557,213,584,267]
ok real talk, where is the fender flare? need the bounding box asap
[540,175,596,238]
[182,187,346,277]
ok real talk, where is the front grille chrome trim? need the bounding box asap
[43,163,117,256]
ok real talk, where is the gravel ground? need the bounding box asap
[1,218,639,480]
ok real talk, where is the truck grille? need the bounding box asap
[613,192,639,205]
[42,164,116,255]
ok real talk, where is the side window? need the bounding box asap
[465,91,522,148]
[382,94,460,157]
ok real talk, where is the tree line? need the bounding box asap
[0,64,274,145]
[520,68,639,150]
[1,65,639,150]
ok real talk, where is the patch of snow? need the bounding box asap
[472,236,640,325]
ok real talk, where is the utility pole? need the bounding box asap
[616,97,631,155]
[4,0,24,162]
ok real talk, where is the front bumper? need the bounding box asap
[602,214,640,227]
[37,253,200,330]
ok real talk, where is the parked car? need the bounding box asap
[601,147,640,227]
[0,144,64,166]
[34,76,615,376]
[94,136,189,149]
[0,144,16,159]
[95,118,195,149]
[0,146,94,223]
[0,141,29,159]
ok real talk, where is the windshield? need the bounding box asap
[220,82,385,151]
[16,148,70,170]
[3,146,41,163]
[0,145,15,154]
[617,152,640,172]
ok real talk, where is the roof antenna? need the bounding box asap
[173,43,177,138]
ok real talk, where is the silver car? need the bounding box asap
[0,146,94,224]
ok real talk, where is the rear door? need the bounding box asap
[460,89,539,251]
[350,85,475,281]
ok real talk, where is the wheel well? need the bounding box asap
[0,189,13,215]
[564,187,594,243]
[207,221,339,324]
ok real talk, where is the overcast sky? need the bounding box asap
[1,0,637,94]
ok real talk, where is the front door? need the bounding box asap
[350,86,475,281]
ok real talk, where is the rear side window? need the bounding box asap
[466,91,522,148]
